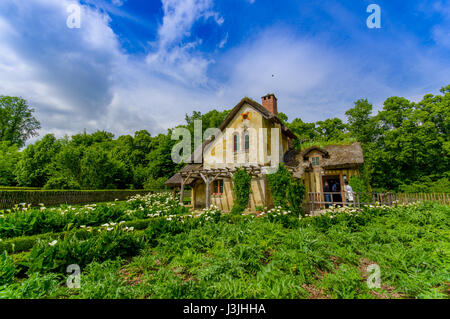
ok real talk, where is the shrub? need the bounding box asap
[349,175,371,203]
[44,176,81,190]
[232,168,251,214]
[398,176,450,193]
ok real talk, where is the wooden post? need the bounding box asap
[205,181,211,209]
[180,180,184,205]
[357,193,360,211]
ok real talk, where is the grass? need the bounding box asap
[0,201,448,299]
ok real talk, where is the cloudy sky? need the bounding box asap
[0,0,448,141]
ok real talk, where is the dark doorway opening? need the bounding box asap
[322,175,342,207]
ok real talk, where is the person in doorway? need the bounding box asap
[331,181,342,206]
[324,181,331,208]
[344,180,354,206]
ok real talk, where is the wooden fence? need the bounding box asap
[306,192,449,213]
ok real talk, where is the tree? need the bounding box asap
[14,134,61,187]
[0,96,41,147]
[345,99,377,144]
[80,145,128,189]
[315,118,348,141]
[287,118,318,148]
[0,142,21,186]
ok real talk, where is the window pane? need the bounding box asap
[245,133,249,150]
[312,157,320,166]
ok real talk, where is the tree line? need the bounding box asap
[0,85,448,192]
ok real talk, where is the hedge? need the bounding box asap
[0,218,155,254]
[0,190,158,209]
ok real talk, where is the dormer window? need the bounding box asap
[312,156,320,166]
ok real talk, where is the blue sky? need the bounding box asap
[0,0,448,140]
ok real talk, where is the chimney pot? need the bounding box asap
[261,94,278,115]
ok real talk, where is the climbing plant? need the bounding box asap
[267,164,291,208]
[231,168,251,214]
[288,178,306,217]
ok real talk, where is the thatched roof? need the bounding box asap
[319,143,364,169]
[164,164,203,187]
[284,142,364,173]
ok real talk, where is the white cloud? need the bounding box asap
[146,0,223,85]
[0,0,447,146]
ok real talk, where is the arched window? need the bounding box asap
[233,133,239,152]
[244,131,250,152]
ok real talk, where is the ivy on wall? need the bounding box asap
[231,168,251,214]
[268,163,306,216]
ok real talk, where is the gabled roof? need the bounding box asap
[218,97,297,139]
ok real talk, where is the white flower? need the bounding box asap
[49,240,58,246]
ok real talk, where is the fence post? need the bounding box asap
[357,193,360,211]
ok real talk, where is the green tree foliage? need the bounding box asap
[232,168,252,214]
[345,99,377,144]
[1,85,448,192]
[0,142,20,186]
[15,134,61,187]
[315,118,348,141]
[365,88,449,190]
[0,96,41,147]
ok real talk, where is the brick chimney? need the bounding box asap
[261,94,278,115]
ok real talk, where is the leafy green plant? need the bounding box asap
[231,168,251,214]
[27,228,146,274]
[0,251,15,286]
[349,175,371,203]
[0,273,60,299]
[267,164,291,208]
[287,178,306,217]
[320,264,371,299]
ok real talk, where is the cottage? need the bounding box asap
[166,94,364,211]
[284,142,364,207]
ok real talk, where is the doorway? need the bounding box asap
[322,175,342,206]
